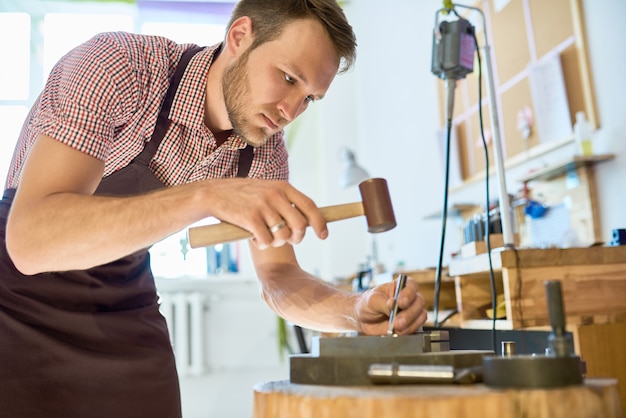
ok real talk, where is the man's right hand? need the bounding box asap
[197,178,328,250]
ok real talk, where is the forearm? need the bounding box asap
[256,261,363,333]
[252,244,428,336]
[6,182,208,274]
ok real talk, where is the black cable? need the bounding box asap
[437,308,458,327]
[473,31,498,354]
[430,6,504,354]
[432,114,454,328]
[294,325,309,354]
[432,11,499,353]
[432,8,463,329]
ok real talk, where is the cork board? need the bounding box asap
[436,0,597,180]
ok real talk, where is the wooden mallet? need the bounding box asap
[187,177,396,248]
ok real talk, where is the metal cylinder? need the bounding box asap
[501,341,517,357]
[545,281,566,337]
[545,280,574,357]
[368,363,455,385]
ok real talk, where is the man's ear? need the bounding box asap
[225,16,254,58]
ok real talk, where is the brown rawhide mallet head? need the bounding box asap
[187,177,397,248]
[358,178,397,233]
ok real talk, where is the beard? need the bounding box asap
[222,50,274,147]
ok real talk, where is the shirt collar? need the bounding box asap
[168,43,248,150]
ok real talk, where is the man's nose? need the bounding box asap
[277,95,307,122]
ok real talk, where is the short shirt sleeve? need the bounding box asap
[32,33,151,162]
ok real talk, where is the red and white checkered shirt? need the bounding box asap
[5,31,289,189]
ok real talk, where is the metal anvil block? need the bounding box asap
[290,331,488,385]
[311,331,449,357]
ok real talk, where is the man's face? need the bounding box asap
[222,18,340,147]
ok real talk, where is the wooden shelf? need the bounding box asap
[423,203,479,220]
[518,154,615,183]
[446,246,626,410]
[448,246,626,329]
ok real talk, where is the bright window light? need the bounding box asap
[0,13,30,100]
[141,22,225,45]
[0,105,29,187]
[42,13,134,80]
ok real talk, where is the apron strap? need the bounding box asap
[136,46,205,166]
[237,145,253,178]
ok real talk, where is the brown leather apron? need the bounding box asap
[0,46,252,418]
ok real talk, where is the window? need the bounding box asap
[42,13,134,79]
[0,12,30,187]
[0,13,30,100]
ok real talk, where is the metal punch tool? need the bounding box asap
[387,273,407,336]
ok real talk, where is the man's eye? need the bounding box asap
[284,74,315,103]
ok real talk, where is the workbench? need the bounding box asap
[253,378,622,418]
[443,245,626,411]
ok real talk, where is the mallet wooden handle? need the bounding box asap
[188,202,364,248]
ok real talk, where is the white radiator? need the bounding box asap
[158,291,207,377]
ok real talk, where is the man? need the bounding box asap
[0,0,427,416]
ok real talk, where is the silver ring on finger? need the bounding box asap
[269,220,287,233]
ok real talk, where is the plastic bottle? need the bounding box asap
[573,111,594,156]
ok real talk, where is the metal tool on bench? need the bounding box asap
[358,274,487,385]
[187,177,397,248]
[290,272,490,386]
[482,280,584,388]
[387,273,408,336]
[289,331,490,386]
[358,280,584,387]
[368,363,484,385]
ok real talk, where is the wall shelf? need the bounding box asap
[518,154,615,183]
[423,203,480,221]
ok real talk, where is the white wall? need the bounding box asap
[347,0,450,272]
[290,0,626,277]
[581,0,626,245]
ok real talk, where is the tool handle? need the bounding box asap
[188,201,364,248]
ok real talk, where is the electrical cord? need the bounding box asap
[432,8,461,329]
[432,10,500,355]
[432,116,453,328]
[437,308,459,327]
[473,31,498,354]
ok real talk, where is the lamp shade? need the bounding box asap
[340,148,370,188]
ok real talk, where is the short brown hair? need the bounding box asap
[226,0,357,73]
